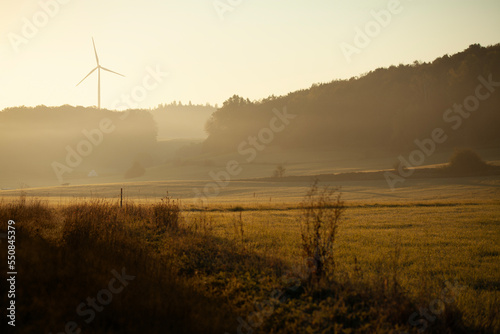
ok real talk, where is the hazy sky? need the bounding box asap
[1,0,499,110]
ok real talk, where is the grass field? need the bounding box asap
[1,173,499,205]
[0,176,499,333]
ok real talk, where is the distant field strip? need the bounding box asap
[1,175,499,206]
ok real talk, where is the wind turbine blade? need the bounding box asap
[100,66,125,77]
[76,67,98,86]
[92,37,99,65]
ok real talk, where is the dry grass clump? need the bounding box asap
[62,199,124,248]
[0,192,55,236]
[0,196,239,333]
[151,195,180,230]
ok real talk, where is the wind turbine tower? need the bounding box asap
[76,38,124,109]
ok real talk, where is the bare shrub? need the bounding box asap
[300,180,345,282]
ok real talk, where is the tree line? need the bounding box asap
[203,44,500,153]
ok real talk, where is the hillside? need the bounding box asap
[203,44,500,154]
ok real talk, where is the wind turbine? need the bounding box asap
[76,38,124,109]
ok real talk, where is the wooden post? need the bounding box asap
[120,188,123,208]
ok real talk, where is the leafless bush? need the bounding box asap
[300,180,345,282]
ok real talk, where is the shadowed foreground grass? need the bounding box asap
[0,197,242,333]
[0,194,498,333]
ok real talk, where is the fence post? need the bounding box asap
[120,188,123,208]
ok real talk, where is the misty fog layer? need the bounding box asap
[1,44,499,188]
[0,106,156,184]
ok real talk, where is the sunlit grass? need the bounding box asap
[0,192,498,333]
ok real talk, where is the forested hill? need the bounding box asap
[203,44,500,153]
